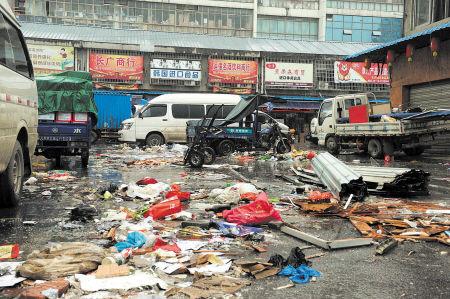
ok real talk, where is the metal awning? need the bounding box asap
[344,21,450,62]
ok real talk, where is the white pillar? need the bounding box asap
[253,0,258,38]
[318,0,327,41]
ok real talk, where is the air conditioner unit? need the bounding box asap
[318,81,329,89]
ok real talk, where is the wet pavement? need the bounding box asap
[1,142,449,298]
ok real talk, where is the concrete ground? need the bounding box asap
[1,143,449,298]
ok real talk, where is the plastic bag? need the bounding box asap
[222,192,282,225]
[143,198,182,220]
[278,264,321,284]
[216,221,263,237]
[136,177,158,185]
[166,184,190,201]
[240,192,258,201]
[115,231,147,252]
[152,238,181,253]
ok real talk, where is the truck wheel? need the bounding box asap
[81,150,89,168]
[0,141,24,207]
[90,130,100,144]
[326,136,339,155]
[188,150,205,168]
[55,155,62,168]
[404,147,424,156]
[203,147,216,165]
[217,140,235,156]
[368,139,383,159]
[146,133,164,147]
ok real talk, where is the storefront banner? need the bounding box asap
[89,53,144,81]
[28,44,74,75]
[264,62,313,88]
[151,59,201,70]
[334,61,389,84]
[150,69,201,81]
[208,59,258,84]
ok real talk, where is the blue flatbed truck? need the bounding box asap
[34,71,97,167]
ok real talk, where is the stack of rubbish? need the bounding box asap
[2,173,326,299]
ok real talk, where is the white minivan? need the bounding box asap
[119,93,242,146]
[0,0,38,207]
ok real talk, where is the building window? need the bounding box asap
[433,0,450,22]
[415,0,431,26]
[326,1,404,13]
[326,14,402,43]
[257,16,319,41]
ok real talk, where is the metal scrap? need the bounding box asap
[310,152,368,200]
[350,165,430,196]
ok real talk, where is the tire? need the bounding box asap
[90,130,100,144]
[0,141,24,207]
[368,139,383,159]
[188,150,205,168]
[55,155,62,168]
[81,150,89,168]
[217,140,235,156]
[326,136,339,155]
[203,147,216,165]
[276,138,292,154]
[146,133,164,147]
[404,147,424,156]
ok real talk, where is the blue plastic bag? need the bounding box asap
[216,221,263,237]
[115,231,147,252]
[279,264,321,284]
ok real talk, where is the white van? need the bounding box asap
[119,93,242,146]
[0,0,38,207]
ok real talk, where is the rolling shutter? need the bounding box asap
[409,80,450,109]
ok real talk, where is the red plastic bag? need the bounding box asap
[0,244,19,260]
[136,177,158,185]
[143,198,182,220]
[152,238,181,253]
[166,184,190,201]
[240,192,258,201]
[222,192,282,225]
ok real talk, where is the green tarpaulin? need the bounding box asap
[37,71,98,125]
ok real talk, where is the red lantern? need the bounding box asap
[430,37,440,57]
[406,44,414,62]
[386,49,395,66]
[364,58,371,70]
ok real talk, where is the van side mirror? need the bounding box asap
[138,112,143,119]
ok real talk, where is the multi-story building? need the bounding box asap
[14,0,403,43]
[11,0,400,136]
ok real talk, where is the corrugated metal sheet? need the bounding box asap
[345,21,450,62]
[94,92,132,130]
[311,152,368,200]
[21,22,377,56]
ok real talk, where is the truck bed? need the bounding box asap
[336,118,450,137]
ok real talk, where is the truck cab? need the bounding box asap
[311,93,369,148]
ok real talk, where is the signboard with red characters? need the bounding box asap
[208,59,258,84]
[334,61,389,84]
[264,62,313,88]
[89,53,144,82]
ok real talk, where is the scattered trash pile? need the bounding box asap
[1,145,448,298]
[1,174,323,298]
[276,151,449,253]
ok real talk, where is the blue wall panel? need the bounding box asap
[94,91,132,130]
